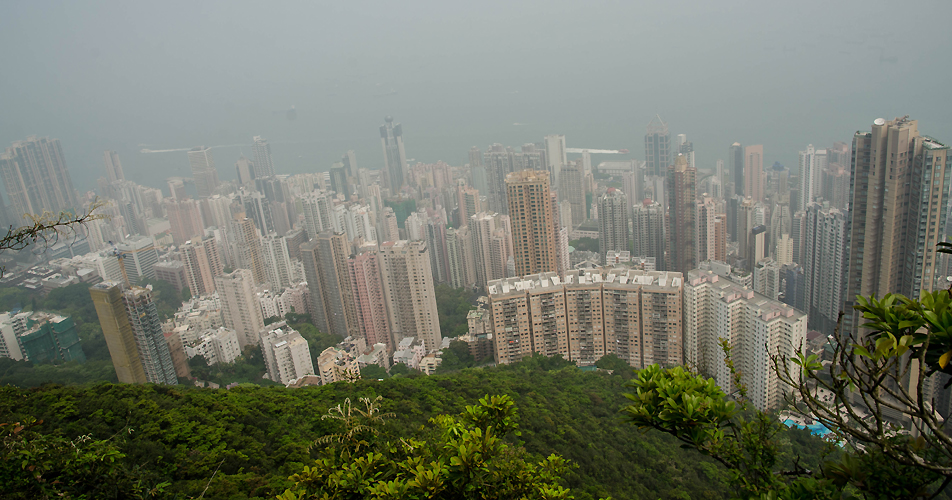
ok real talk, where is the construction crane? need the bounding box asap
[107,241,131,287]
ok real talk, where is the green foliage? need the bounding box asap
[359,364,389,380]
[139,279,184,321]
[569,237,599,253]
[435,340,477,373]
[594,354,635,379]
[388,362,411,377]
[0,417,168,499]
[434,284,476,339]
[280,394,578,500]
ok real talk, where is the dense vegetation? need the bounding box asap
[0,356,835,499]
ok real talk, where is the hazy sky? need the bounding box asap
[2,0,950,194]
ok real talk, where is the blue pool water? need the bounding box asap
[784,419,833,438]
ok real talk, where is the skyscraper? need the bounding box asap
[506,170,558,277]
[104,150,125,183]
[90,282,147,384]
[456,181,482,226]
[379,240,442,351]
[118,236,159,282]
[667,154,697,274]
[0,136,80,223]
[645,115,671,177]
[380,116,408,191]
[684,269,807,412]
[559,160,586,227]
[802,202,848,335]
[187,146,220,198]
[632,200,667,269]
[347,247,392,351]
[122,286,178,384]
[846,117,951,333]
[597,188,629,261]
[342,150,358,178]
[251,136,276,178]
[233,217,266,285]
[181,237,222,296]
[235,155,255,187]
[90,282,177,385]
[215,269,265,348]
[446,226,477,290]
[302,231,359,339]
[544,134,566,186]
[729,143,744,197]
[484,144,515,214]
[696,196,718,264]
[798,145,828,212]
[165,198,204,246]
[744,145,764,203]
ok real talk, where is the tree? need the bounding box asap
[0,199,106,277]
[359,364,389,380]
[279,394,581,500]
[774,289,952,490]
[388,362,410,377]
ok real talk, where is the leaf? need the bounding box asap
[939,350,952,369]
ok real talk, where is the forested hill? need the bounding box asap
[0,356,827,500]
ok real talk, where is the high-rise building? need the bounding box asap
[118,236,159,282]
[446,226,477,290]
[802,202,848,335]
[846,117,951,333]
[154,260,188,293]
[544,134,566,186]
[302,231,359,339]
[342,150,358,178]
[506,170,558,277]
[233,217,266,285]
[696,197,718,264]
[597,188,629,261]
[260,323,314,385]
[378,240,442,351]
[380,116,408,191]
[744,145,765,203]
[251,136,276,178]
[821,163,851,211]
[122,286,178,384]
[181,237,222,296]
[488,269,683,368]
[484,144,515,214]
[261,233,294,290]
[300,190,334,240]
[677,134,696,170]
[215,269,265,348]
[456,181,482,226]
[729,143,744,197]
[645,116,671,177]
[667,154,697,274]
[235,155,255,187]
[470,211,511,289]
[187,146,220,198]
[798,145,828,212]
[684,269,807,411]
[166,198,205,246]
[559,160,586,227]
[348,248,392,352]
[0,136,80,223]
[90,282,177,385]
[632,200,666,270]
[104,150,125,183]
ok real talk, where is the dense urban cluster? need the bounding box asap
[0,114,949,419]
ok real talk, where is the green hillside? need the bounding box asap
[0,356,833,499]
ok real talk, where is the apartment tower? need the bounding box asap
[506,170,558,277]
[378,240,442,351]
[380,116,408,191]
[0,136,80,223]
[667,154,697,274]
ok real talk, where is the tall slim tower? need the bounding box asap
[187,146,220,198]
[215,269,265,348]
[506,170,558,277]
[380,116,408,191]
[729,143,744,197]
[846,117,951,332]
[803,202,848,335]
[0,136,79,223]
[379,240,442,351]
[309,231,360,339]
[544,134,566,187]
[251,136,276,178]
[597,188,629,260]
[645,115,671,177]
[667,154,697,274]
[122,286,178,385]
[798,145,829,212]
[90,282,148,384]
[235,155,255,187]
[632,200,667,269]
[347,247,392,351]
[744,145,764,203]
[233,217,266,285]
[104,150,125,183]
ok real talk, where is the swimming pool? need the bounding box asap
[783,419,833,438]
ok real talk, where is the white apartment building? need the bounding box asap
[260,322,314,385]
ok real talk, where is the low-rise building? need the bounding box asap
[260,322,314,385]
[392,336,425,370]
[317,346,360,385]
